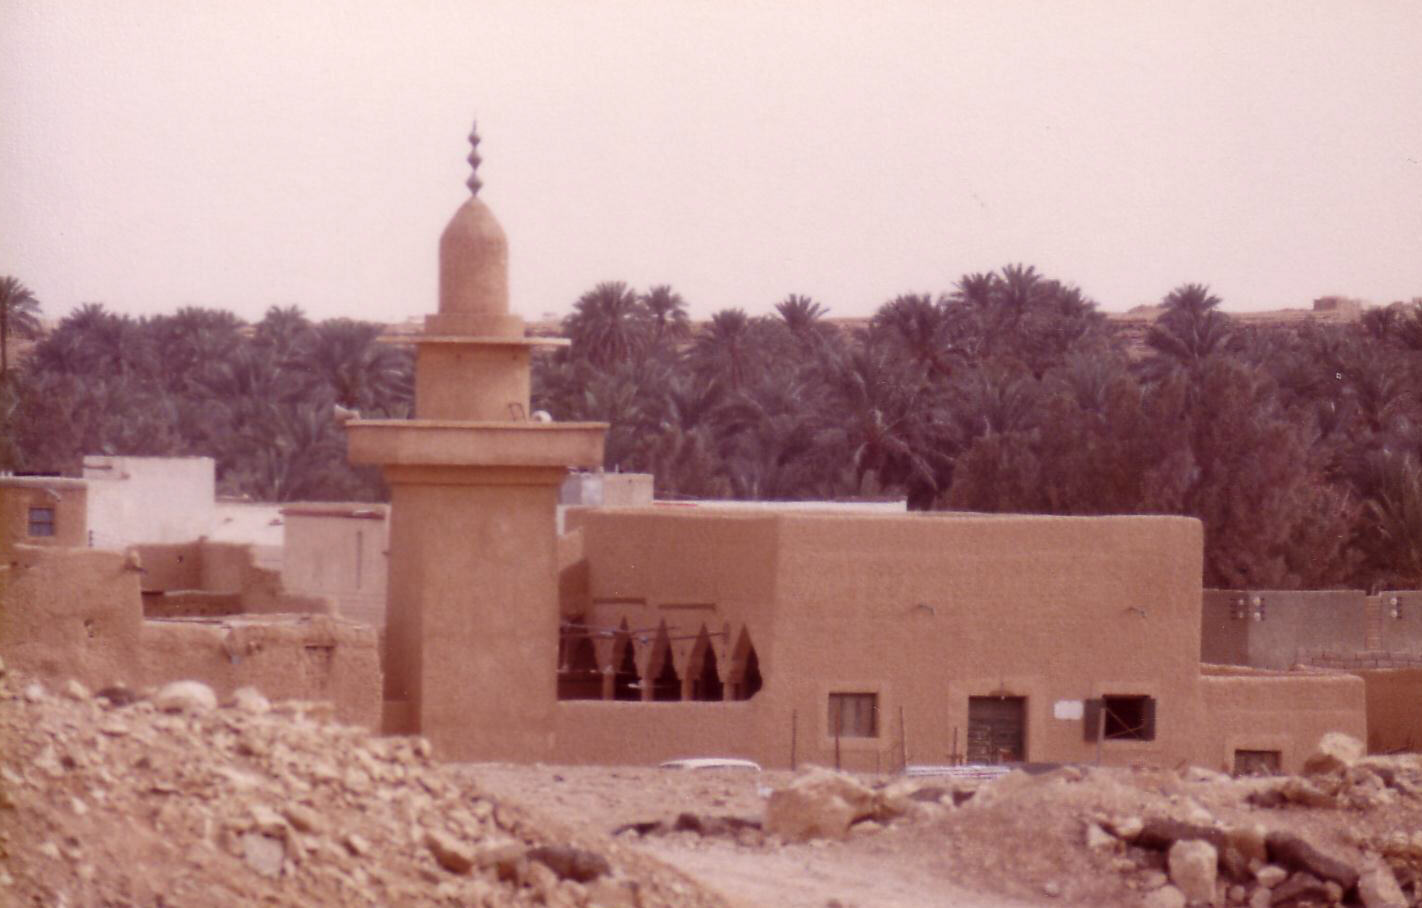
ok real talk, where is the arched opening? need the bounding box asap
[727,627,763,701]
[557,621,603,700]
[687,625,724,701]
[612,627,640,701]
[649,623,682,702]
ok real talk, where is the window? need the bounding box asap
[1234,749,1281,777]
[28,507,55,537]
[1084,695,1156,741]
[828,692,878,738]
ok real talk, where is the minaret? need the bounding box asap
[347,122,606,760]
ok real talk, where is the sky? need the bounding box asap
[3,1,1421,327]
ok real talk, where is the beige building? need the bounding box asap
[549,508,1362,774]
[0,475,87,562]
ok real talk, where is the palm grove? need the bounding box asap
[3,267,1422,592]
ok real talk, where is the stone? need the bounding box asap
[231,687,271,715]
[585,877,639,908]
[765,769,877,842]
[1255,864,1287,888]
[1302,732,1365,776]
[424,829,474,874]
[22,682,45,702]
[1137,817,1228,852]
[1270,872,1330,905]
[1142,885,1186,908]
[1265,830,1359,889]
[1247,887,1271,908]
[282,803,322,835]
[62,679,91,700]
[1227,883,1247,903]
[1108,815,1144,841]
[241,832,284,878]
[343,833,370,857]
[1225,823,1269,866]
[1042,880,1062,897]
[1168,839,1218,904]
[1139,870,1169,890]
[474,840,526,881]
[1085,822,1116,850]
[528,844,611,883]
[250,805,288,839]
[1358,862,1408,908]
[154,681,217,714]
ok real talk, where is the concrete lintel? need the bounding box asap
[347,421,606,469]
[381,464,571,487]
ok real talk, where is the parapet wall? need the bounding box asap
[0,544,379,728]
[1196,666,1366,774]
[1202,589,1369,669]
[135,540,330,619]
[141,614,381,728]
[0,545,143,689]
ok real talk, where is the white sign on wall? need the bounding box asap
[1054,699,1084,720]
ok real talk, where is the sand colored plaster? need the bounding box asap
[346,132,606,759]
[0,545,142,689]
[141,614,380,728]
[552,509,1363,771]
[0,477,87,562]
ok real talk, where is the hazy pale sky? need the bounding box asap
[3,1,1420,326]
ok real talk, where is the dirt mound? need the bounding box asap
[0,665,724,907]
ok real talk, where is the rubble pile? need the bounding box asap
[0,663,723,907]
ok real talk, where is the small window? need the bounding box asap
[1234,749,1281,777]
[28,507,56,537]
[1084,695,1156,741]
[828,692,878,738]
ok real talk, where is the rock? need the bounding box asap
[95,685,138,707]
[282,803,322,835]
[1265,830,1359,890]
[154,681,217,714]
[473,840,527,881]
[1247,887,1271,908]
[1168,839,1218,904]
[1142,885,1187,908]
[343,833,370,857]
[1085,822,1116,850]
[424,829,474,874]
[241,832,284,878]
[1279,776,1340,809]
[250,805,288,839]
[1139,870,1169,890]
[1358,861,1408,908]
[231,687,271,714]
[1182,766,1230,784]
[585,877,639,908]
[22,682,45,702]
[765,768,877,842]
[1255,864,1288,888]
[1225,823,1269,866]
[1042,880,1062,897]
[0,654,5,675]
[1227,883,1247,903]
[1107,815,1144,841]
[1302,733,1365,776]
[62,679,91,700]
[528,845,611,883]
[1137,817,1228,852]
[1270,871,1330,905]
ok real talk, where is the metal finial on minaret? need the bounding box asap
[465,122,483,196]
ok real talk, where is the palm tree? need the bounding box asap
[640,285,692,348]
[690,309,766,390]
[869,293,956,380]
[0,276,42,379]
[563,282,650,368]
[1143,283,1233,378]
